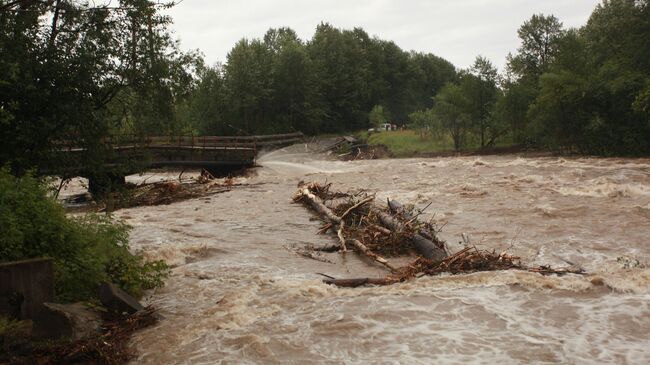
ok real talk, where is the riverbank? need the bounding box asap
[361,130,523,158]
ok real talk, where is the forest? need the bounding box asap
[1,0,649,178]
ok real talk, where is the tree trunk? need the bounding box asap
[376,200,448,263]
[322,277,397,288]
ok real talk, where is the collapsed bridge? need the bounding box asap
[52,132,303,194]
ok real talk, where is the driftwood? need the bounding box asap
[322,246,586,288]
[294,183,394,270]
[322,277,398,287]
[298,186,341,224]
[294,182,585,289]
[373,208,447,262]
[346,239,399,273]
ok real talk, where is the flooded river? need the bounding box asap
[86,148,650,364]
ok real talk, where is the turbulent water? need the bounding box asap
[68,148,650,364]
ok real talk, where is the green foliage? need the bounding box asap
[0,316,22,338]
[408,109,438,130]
[369,105,390,127]
[367,130,454,157]
[465,56,499,147]
[432,83,471,151]
[0,0,199,175]
[507,14,565,79]
[409,56,501,150]
[2,0,649,166]
[0,168,169,301]
[496,2,650,155]
[185,23,457,136]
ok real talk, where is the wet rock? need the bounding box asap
[32,302,102,341]
[99,282,144,314]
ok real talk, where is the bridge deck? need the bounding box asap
[52,132,303,181]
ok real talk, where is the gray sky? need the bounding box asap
[166,0,600,71]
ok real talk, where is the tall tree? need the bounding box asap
[224,39,274,134]
[0,0,194,174]
[507,14,565,79]
[501,13,565,141]
[465,56,499,147]
[307,23,372,132]
[432,83,471,151]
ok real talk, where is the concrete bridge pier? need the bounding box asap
[203,165,248,178]
[87,172,126,196]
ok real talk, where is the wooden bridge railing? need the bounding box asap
[55,132,303,150]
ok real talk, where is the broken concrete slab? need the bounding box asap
[32,302,102,341]
[99,282,143,314]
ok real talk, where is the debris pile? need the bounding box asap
[1,307,158,365]
[339,144,392,160]
[293,182,585,287]
[98,172,249,211]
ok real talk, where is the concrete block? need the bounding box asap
[0,258,54,319]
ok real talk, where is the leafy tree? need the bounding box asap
[267,28,324,134]
[465,56,499,147]
[409,52,458,111]
[525,1,650,155]
[507,14,565,79]
[0,0,196,175]
[408,109,438,138]
[0,168,168,301]
[432,83,471,151]
[369,105,390,127]
[307,23,372,133]
[185,63,230,135]
[224,38,274,134]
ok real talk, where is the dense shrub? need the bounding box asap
[0,168,168,302]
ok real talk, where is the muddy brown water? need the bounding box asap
[61,147,650,364]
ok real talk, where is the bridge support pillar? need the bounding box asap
[204,166,230,178]
[88,172,126,196]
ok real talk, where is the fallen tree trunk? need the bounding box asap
[346,239,398,273]
[295,184,396,270]
[294,182,586,288]
[373,208,447,262]
[298,187,341,224]
[322,277,398,288]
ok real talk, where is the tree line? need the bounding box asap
[182,0,650,156]
[1,0,649,178]
[411,1,649,155]
[179,24,457,136]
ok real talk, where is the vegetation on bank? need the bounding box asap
[362,131,516,157]
[366,131,454,157]
[0,168,169,302]
[185,0,649,156]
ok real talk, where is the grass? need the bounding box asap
[367,130,455,157]
[366,130,517,157]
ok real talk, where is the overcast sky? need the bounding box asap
[165,0,600,71]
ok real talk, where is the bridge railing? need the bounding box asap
[143,132,303,148]
[54,132,303,151]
